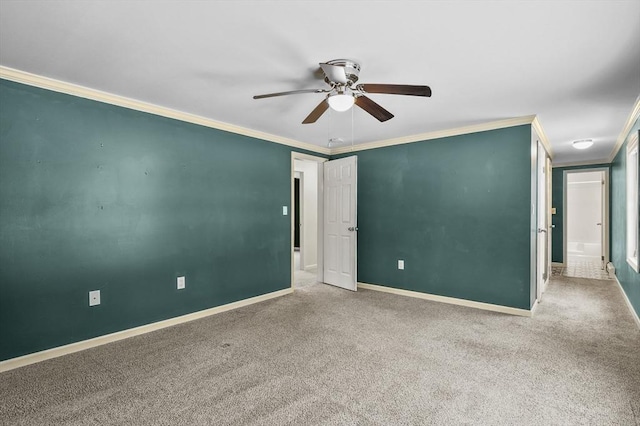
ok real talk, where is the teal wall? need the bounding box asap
[611,117,640,318]
[335,125,533,310]
[0,80,323,361]
[550,164,611,264]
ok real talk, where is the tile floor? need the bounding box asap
[293,251,318,288]
[553,257,612,280]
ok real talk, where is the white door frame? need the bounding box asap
[562,168,610,268]
[293,171,303,267]
[536,141,550,301]
[291,152,327,289]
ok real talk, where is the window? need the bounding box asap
[627,131,639,272]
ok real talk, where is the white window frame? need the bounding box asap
[627,131,639,272]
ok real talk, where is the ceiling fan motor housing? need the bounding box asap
[325,59,361,85]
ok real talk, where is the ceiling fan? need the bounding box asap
[253,59,432,124]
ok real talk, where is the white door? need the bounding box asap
[598,173,605,268]
[536,142,548,299]
[323,156,357,291]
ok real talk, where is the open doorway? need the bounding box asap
[291,153,326,289]
[563,169,610,279]
[290,152,358,292]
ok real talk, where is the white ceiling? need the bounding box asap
[1,1,638,164]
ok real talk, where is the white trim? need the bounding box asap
[603,169,611,270]
[357,282,532,317]
[290,152,327,289]
[533,138,550,304]
[551,262,565,268]
[530,134,537,306]
[626,132,639,272]
[0,66,331,156]
[1,66,559,159]
[608,95,640,163]
[530,299,540,315]
[0,288,293,373]
[613,274,640,330]
[562,168,610,268]
[304,264,317,272]
[330,115,539,155]
[552,159,610,168]
[532,116,553,159]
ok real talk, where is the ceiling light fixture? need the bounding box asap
[327,90,354,112]
[572,139,594,150]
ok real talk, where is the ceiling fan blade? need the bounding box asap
[319,62,348,84]
[355,96,394,122]
[302,99,329,124]
[357,84,432,97]
[253,88,328,99]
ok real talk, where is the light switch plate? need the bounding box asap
[282,206,288,216]
[177,276,186,290]
[89,290,101,306]
[398,260,405,270]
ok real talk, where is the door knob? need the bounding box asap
[596,223,602,226]
[348,227,358,231]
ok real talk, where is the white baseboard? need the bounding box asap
[304,264,317,272]
[613,274,640,330]
[551,262,565,268]
[357,282,532,317]
[0,288,293,373]
[530,299,540,315]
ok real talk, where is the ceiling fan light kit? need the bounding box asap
[572,139,594,149]
[328,92,355,112]
[253,59,431,123]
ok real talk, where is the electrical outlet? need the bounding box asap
[89,290,101,306]
[398,260,405,270]
[177,276,186,290]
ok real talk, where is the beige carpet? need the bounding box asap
[1,275,639,425]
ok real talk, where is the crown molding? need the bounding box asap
[532,116,553,159]
[0,66,561,160]
[608,95,640,163]
[0,66,331,156]
[330,115,539,155]
[551,159,611,168]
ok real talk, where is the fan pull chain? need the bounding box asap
[327,108,330,148]
[351,104,354,152]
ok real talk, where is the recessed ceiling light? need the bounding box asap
[572,139,594,150]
